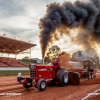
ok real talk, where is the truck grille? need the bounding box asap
[30,69,37,78]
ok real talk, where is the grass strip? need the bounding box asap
[0,70,30,76]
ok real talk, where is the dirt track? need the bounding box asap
[0,73,100,100]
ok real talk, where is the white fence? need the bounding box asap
[0,67,29,70]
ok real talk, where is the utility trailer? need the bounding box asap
[66,60,96,85]
[17,58,96,91]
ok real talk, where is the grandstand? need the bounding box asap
[0,36,36,67]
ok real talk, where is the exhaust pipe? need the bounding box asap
[42,58,44,65]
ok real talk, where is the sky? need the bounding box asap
[0,0,84,59]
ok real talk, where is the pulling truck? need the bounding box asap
[17,58,96,91]
[17,58,69,91]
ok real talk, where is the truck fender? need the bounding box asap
[68,72,80,85]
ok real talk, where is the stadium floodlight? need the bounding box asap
[15,37,17,39]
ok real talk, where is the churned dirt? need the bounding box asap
[0,73,100,100]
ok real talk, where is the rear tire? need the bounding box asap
[37,79,46,91]
[56,68,69,86]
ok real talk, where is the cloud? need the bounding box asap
[0,0,76,40]
[0,0,84,59]
[0,0,40,43]
[54,36,82,55]
[0,0,26,18]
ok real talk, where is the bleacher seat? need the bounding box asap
[0,57,28,67]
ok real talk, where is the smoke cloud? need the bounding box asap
[39,0,100,58]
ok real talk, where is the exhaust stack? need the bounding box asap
[42,58,44,65]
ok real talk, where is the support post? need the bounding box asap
[30,48,32,63]
[15,54,17,60]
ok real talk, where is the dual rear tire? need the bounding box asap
[88,72,94,79]
[56,68,69,86]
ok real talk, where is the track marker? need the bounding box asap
[81,88,100,100]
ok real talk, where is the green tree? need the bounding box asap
[46,45,61,60]
[23,56,29,59]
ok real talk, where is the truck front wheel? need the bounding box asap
[37,79,46,91]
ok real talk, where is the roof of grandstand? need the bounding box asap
[0,36,36,54]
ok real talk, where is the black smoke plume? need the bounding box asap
[39,0,100,58]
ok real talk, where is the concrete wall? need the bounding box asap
[0,67,29,70]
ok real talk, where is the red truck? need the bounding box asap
[17,56,96,91]
[17,58,69,91]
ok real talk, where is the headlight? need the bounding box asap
[29,65,36,69]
